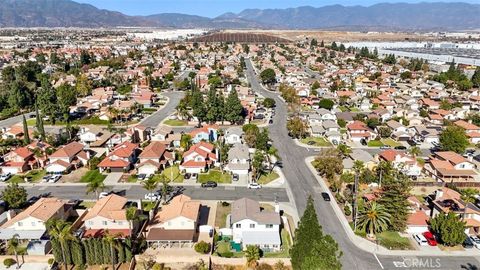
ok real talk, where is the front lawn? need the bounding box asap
[215,202,231,228]
[80,170,106,183]
[381,138,402,147]
[198,169,232,184]
[367,140,384,147]
[377,231,413,250]
[263,229,291,258]
[161,165,183,183]
[163,119,187,126]
[8,170,46,183]
[300,136,332,147]
[257,172,280,185]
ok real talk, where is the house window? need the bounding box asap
[118,221,123,225]
[102,221,107,226]
[235,224,241,228]
[88,221,94,226]
[31,221,36,226]
[250,224,255,229]
[181,221,185,226]
[168,222,172,226]
[18,222,23,227]
[266,224,273,229]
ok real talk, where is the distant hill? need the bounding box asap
[0,0,479,31]
[220,2,480,30]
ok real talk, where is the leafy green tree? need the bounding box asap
[262,98,276,108]
[409,146,421,158]
[472,67,480,88]
[439,126,469,154]
[291,196,342,270]
[260,68,276,84]
[86,180,105,199]
[245,245,260,268]
[7,234,20,269]
[47,219,75,268]
[400,71,412,80]
[224,90,244,124]
[318,98,334,110]
[243,124,259,147]
[357,202,391,237]
[252,150,266,181]
[287,117,307,139]
[56,84,77,120]
[430,212,466,246]
[22,115,30,144]
[104,232,120,270]
[142,177,158,194]
[313,149,343,185]
[1,183,27,209]
[190,90,206,126]
[205,88,222,123]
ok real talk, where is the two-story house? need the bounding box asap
[0,147,37,174]
[230,198,281,252]
[189,125,218,143]
[98,141,139,173]
[145,195,200,245]
[180,142,217,173]
[82,194,132,238]
[225,144,250,176]
[347,121,376,142]
[379,149,422,177]
[424,151,476,183]
[136,141,174,176]
[46,142,90,174]
[224,127,244,145]
[78,126,113,147]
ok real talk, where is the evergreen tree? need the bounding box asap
[35,105,45,140]
[472,67,480,88]
[320,40,325,47]
[22,114,30,144]
[50,238,63,263]
[377,162,412,231]
[206,87,221,123]
[290,196,342,270]
[191,90,206,126]
[82,239,92,265]
[102,238,111,264]
[94,239,103,264]
[118,241,126,263]
[225,90,244,124]
[430,212,466,246]
[70,240,85,266]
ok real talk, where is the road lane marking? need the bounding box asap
[373,253,384,269]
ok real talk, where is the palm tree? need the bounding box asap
[352,160,364,175]
[86,180,105,199]
[7,234,20,269]
[357,202,391,238]
[107,106,119,123]
[245,245,260,268]
[104,231,121,270]
[409,146,421,158]
[47,219,75,269]
[160,176,170,204]
[126,207,137,236]
[337,144,352,158]
[142,177,158,194]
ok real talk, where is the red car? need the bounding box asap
[422,231,438,246]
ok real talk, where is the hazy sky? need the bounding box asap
[76,0,476,18]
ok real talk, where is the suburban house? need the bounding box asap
[78,126,113,147]
[98,141,139,172]
[46,142,90,174]
[347,121,376,142]
[225,143,250,176]
[180,142,217,173]
[81,194,132,238]
[0,198,72,241]
[230,198,281,252]
[424,151,476,183]
[145,195,201,245]
[0,147,37,174]
[225,127,244,145]
[343,149,375,171]
[454,120,480,144]
[137,141,174,176]
[378,149,422,177]
[151,126,173,142]
[189,125,218,143]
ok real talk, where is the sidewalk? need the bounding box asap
[305,156,480,257]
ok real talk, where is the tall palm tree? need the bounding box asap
[126,207,137,236]
[357,202,391,238]
[7,234,20,269]
[86,180,105,199]
[47,219,75,269]
[107,106,119,123]
[409,146,421,158]
[142,177,158,194]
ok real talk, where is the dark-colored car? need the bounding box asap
[463,235,474,249]
[321,192,331,201]
[184,173,192,180]
[395,146,407,150]
[232,174,239,181]
[360,139,367,146]
[201,181,218,188]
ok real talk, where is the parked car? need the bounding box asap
[269,119,273,124]
[464,235,475,248]
[307,141,316,145]
[201,181,217,188]
[470,235,480,249]
[99,192,112,199]
[395,146,407,150]
[247,183,262,189]
[191,173,198,181]
[137,174,147,181]
[232,174,239,181]
[41,175,51,183]
[184,173,192,180]
[360,139,367,146]
[380,145,391,150]
[0,173,12,182]
[413,234,428,246]
[321,192,331,201]
[144,192,161,201]
[49,175,61,183]
[422,231,437,246]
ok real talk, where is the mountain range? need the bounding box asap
[0,0,479,31]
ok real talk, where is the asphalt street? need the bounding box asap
[0,112,35,129]
[140,91,184,128]
[245,59,480,270]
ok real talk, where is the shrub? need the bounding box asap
[3,258,16,268]
[344,205,352,216]
[194,241,211,254]
[48,258,55,265]
[256,263,274,270]
[219,251,233,258]
[221,201,230,207]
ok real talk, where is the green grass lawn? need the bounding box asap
[198,169,232,184]
[367,140,384,147]
[263,229,291,258]
[257,172,280,185]
[80,170,106,183]
[161,165,183,183]
[27,116,109,126]
[78,201,96,209]
[163,119,187,126]
[381,138,402,147]
[126,175,138,183]
[215,202,231,228]
[300,136,332,147]
[8,169,46,183]
[377,231,413,250]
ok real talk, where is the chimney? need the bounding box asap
[435,189,444,199]
[274,203,280,214]
[6,210,15,221]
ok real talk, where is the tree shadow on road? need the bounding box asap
[462,263,480,270]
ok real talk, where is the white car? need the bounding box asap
[0,173,12,182]
[413,234,428,246]
[48,175,61,183]
[99,192,110,199]
[144,192,161,201]
[470,235,480,249]
[248,183,262,189]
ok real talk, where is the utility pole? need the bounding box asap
[353,172,358,231]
